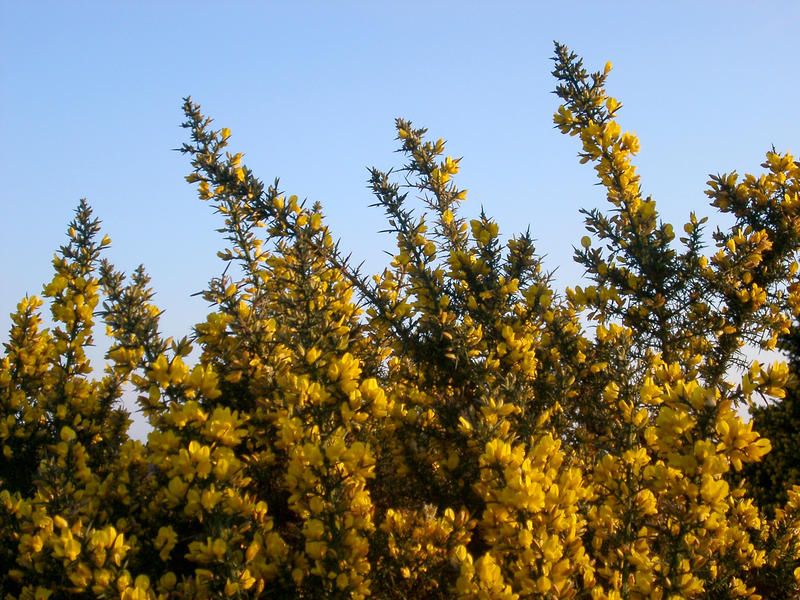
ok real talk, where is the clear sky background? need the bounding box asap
[2,2,799,435]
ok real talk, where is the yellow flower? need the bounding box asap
[155,526,178,561]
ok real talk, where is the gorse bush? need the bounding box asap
[1,43,799,600]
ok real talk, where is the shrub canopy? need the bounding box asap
[1,43,799,600]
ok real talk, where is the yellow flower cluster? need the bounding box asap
[2,45,800,600]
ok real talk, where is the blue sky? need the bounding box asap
[2,2,799,408]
